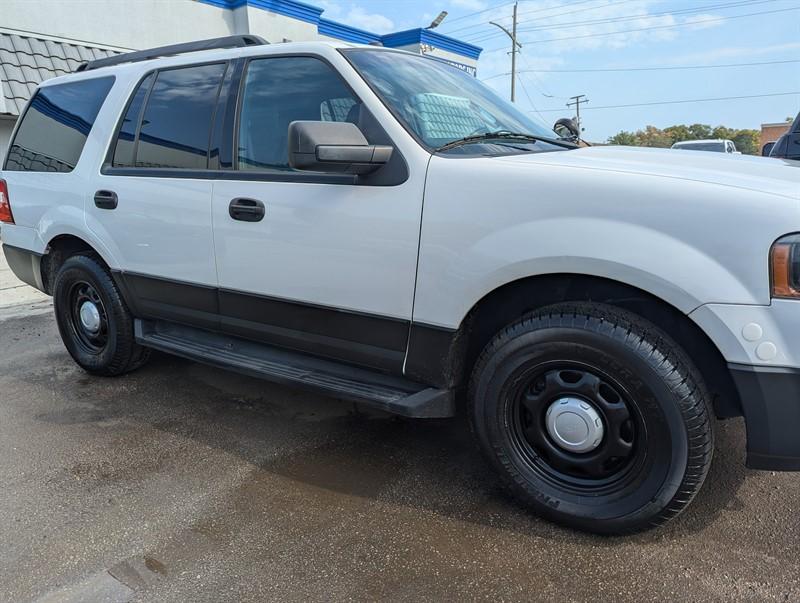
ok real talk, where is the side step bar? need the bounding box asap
[134,319,454,418]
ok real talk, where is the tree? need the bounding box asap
[607,123,762,155]
[607,131,639,146]
[730,129,760,155]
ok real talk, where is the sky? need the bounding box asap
[314,0,800,141]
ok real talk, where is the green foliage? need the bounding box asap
[607,123,762,155]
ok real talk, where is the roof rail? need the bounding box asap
[75,35,268,72]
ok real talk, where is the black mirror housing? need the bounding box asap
[288,121,393,175]
[553,117,580,142]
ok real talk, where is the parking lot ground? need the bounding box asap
[1,310,799,602]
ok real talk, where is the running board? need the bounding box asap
[134,319,454,418]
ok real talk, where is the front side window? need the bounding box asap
[5,76,114,172]
[113,63,226,170]
[343,49,560,153]
[237,57,359,171]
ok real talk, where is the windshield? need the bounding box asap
[343,49,560,152]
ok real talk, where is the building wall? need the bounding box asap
[0,118,14,165]
[0,0,236,50]
[0,0,480,71]
[761,122,792,149]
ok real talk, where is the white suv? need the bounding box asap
[2,36,799,535]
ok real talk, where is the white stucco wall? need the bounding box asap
[0,118,15,166]
[1,0,478,71]
[1,0,236,50]
[244,8,322,43]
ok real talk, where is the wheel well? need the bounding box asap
[457,274,742,419]
[40,235,101,294]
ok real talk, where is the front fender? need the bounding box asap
[414,217,755,327]
[414,153,788,329]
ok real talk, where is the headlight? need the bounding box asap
[771,234,800,298]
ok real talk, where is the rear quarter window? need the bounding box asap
[4,76,114,172]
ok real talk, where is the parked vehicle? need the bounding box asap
[768,113,800,161]
[2,36,799,535]
[671,139,740,153]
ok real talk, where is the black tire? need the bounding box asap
[53,253,150,376]
[469,302,713,535]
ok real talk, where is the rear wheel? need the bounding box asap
[53,254,149,376]
[469,302,713,534]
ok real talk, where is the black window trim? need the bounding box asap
[3,75,116,173]
[101,52,407,186]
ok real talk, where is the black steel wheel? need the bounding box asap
[66,280,109,354]
[53,253,150,376]
[469,302,714,535]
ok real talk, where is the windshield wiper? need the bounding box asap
[435,131,551,152]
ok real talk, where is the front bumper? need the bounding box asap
[729,364,800,471]
[691,302,800,471]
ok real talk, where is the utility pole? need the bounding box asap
[566,94,589,134]
[489,1,521,102]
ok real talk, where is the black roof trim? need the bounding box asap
[75,35,268,72]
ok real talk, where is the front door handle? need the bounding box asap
[94,190,118,210]
[229,197,265,222]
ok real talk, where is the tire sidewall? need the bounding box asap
[472,323,691,533]
[53,256,122,372]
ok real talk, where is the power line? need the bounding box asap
[480,58,800,80]
[514,0,640,21]
[516,70,548,123]
[435,0,515,28]
[482,6,800,50]
[468,0,777,44]
[529,91,800,113]
[517,50,564,99]
[442,0,621,36]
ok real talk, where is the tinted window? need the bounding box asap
[237,57,358,171]
[5,76,114,172]
[112,73,154,167]
[134,63,226,169]
[674,142,725,152]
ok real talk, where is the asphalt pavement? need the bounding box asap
[0,302,799,601]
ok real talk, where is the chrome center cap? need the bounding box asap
[79,301,101,333]
[545,397,604,454]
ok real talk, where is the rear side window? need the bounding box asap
[111,63,226,170]
[5,76,114,172]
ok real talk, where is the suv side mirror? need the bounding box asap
[553,117,580,142]
[288,121,393,175]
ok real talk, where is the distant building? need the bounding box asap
[760,120,792,150]
[0,0,482,163]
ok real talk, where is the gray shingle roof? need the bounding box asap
[0,32,120,116]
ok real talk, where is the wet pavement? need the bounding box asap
[1,311,799,602]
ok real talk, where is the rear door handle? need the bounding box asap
[229,197,265,222]
[94,190,118,210]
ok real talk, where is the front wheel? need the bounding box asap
[469,302,714,534]
[53,253,149,376]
